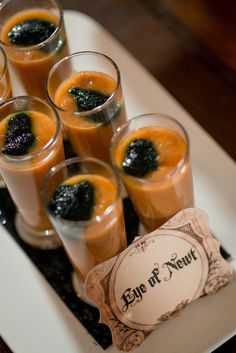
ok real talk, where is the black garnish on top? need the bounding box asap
[48,180,95,221]
[122,138,159,177]
[69,86,120,124]
[69,87,109,112]
[8,19,56,46]
[2,112,35,156]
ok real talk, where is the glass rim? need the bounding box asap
[46,50,121,116]
[41,156,122,227]
[110,112,190,183]
[0,95,61,162]
[0,0,64,52]
[0,46,7,81]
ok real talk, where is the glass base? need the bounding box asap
[71,272,96,306]
[15,213,62,250]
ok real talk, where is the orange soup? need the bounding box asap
[0,110,65,231]
[113,126,194,231]
[0,8,68,98]
[54,71,127,163]
[50,174,127,281]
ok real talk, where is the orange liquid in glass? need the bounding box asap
[0,9,69,98]
[114,126,194,231]
[56,174,126,281]
[54,71,127,163]
[0,111,65,231]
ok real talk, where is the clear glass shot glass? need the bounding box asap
[47,50,127,163]
[0,46,12,187]
[0,0,69,99]
[41,156,127,303]
[0,96,65,249]
[111,113,195,232]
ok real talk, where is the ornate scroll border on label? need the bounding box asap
[85,208,233,351]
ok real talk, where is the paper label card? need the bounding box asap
[85,208,233,351]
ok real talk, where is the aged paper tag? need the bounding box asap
[85,208,233,351]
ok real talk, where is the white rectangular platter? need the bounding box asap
[0,10,236,353]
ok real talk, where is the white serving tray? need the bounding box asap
[0,10,235,353]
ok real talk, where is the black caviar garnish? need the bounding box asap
[69,87,109,111]
[69,86,121,124]
[48,180,95,221]
[2,112,35,156]
[122,138,159,177]
[8,19,56,46]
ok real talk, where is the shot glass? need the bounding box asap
[47,51,127,163]
[111,113,195,232]
[0,46,12,187]
[41,156,127,302]
[0,96,65,249]
[0,0,69,99]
